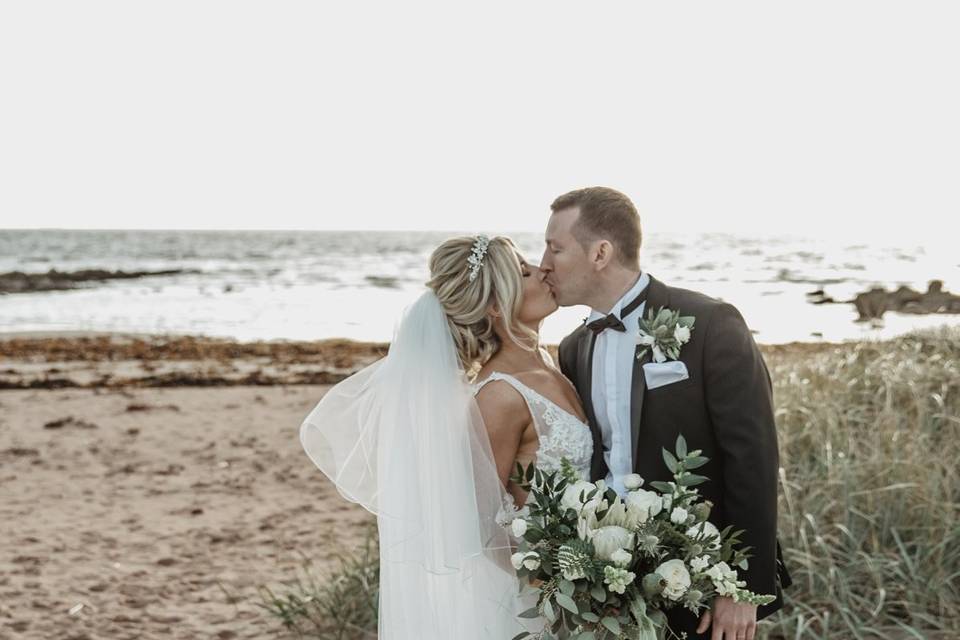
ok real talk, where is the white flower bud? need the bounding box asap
[610,548,632,567]
[511,518,528,537]
[622,473,644,490]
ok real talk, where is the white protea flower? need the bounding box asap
[590,525,636,562]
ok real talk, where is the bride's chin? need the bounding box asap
[540,301,559,319]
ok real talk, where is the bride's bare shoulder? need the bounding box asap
[474,376,529,436]
[511,368,565,395]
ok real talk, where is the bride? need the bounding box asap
[299,235,594,638]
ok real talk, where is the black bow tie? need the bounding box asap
[585,282,649,335]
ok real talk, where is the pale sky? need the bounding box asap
[1,2,958,241]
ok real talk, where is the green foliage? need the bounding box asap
[763,326,960,639]
[257,521,379,639]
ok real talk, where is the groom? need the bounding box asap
[543,187,792,640]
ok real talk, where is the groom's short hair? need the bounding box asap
[550,187,641,269]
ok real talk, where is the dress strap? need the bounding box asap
[473,371,531,401]
[472,372,541,434]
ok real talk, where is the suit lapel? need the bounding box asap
[629,275,671,463]
[576,326,603,479]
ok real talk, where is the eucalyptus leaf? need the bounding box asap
[662,449,678,474]
[601,616,621,635]
[543,598,556,622]
[555,592,579,614]
[559,579,575,597]
[676,435,687,458]
[678,473,709,487]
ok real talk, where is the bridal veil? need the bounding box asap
[299,289,538,638]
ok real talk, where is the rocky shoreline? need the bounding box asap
[0,268,199,294]
[0,332,837,390]
[807,279,960,321]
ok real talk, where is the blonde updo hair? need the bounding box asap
[426,235,538,378]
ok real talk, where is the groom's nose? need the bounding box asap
[539,250,552,273]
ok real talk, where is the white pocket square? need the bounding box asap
[642,361,690,390]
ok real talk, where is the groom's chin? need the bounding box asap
[548,291,571,308]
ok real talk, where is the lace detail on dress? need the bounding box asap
[472,372,593,481]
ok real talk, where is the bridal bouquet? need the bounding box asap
[505,436,775,640]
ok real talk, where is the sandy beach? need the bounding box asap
[0,334,392,639]
[0,332,872,638]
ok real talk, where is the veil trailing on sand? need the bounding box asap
[299,290,537,638]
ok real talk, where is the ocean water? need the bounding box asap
[1,229,959,345]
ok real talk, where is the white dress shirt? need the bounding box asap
[588,270,650,496]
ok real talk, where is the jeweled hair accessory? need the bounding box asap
[466,235,490,282]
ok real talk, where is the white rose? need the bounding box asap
[674,324,691,343]
[590,525,635,562]
[625,489,663,524]
[560,480,596,513]
[511,518,528,537]
[522,552,541,571]
[652,344,667,363]
[610,548,632,568]
[670,506,689,524]
[622,473,644,490]
[511,552,526,570]
[689,555,711,573]
[685,521,721,550]
[655,558,692,601]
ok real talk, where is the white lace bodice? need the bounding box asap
[472,371,593,481]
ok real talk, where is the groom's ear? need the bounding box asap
[592,239,615,270]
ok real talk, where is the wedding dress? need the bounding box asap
[472,371,594,483]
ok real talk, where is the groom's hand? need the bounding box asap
[696,596,757,640]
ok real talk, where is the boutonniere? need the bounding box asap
[635,306,696,362]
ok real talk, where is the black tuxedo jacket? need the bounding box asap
[557,274,793,621]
